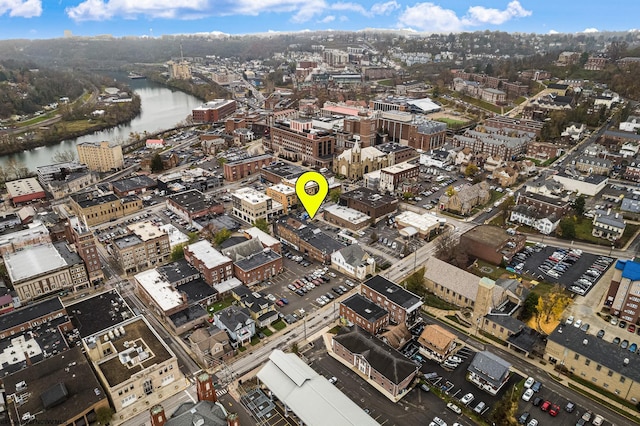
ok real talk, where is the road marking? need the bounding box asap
[184,389,196,403]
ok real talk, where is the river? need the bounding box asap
[0,73,203,171]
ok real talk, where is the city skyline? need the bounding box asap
[0,1,638,40]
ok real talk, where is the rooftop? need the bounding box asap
[88,317,173,387]
[6,178,45,198]
[363,275,422,311]
[111,175,157,193]
[66,289,134,338]
[461,225,513,248]
[71,192,119,209]
[168,189,214,214]
[381,162,419,174]
[333,326,418,385]
[233,187,273,205]
[128,221,167,241]
[158,259,200,284]
[323,204,370,224]
[467,351,511,387]
[0,296,63,333]
[135,269,185,312]
[341,293,388,322]
[615,259,640,281]
[243,227,280,247]
[260,162,306,179]
[423,256,479,303]
[275,215,344,254]
[186,240,232,269]
[340,187,398,209]
[178,279,218,304]
[234,249,282,272]
[4,243,69,283]
[113,233,143,249]
[3,346,106,425]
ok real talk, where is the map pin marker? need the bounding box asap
[295,171,329,220]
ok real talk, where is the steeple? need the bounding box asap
[352,138,361,164]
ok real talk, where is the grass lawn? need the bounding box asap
[435,117,468,127]
[259,327,273,337]
[567,219,640,247]
[377,79,394,86]
[423,292,459,310]
[458,94,504,114]
[16,112,56,127]
[271,320,287,331]
[208,297,235,313]
[238,346,247,352]
[250,336,260,345]
[469,259,508,281]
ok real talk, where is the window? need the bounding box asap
[585,360,590,366]
[574,354,580,360]
[595,364,601,371]
[620,377,626,383]
[608,370,613,377]
[143,379,153,395]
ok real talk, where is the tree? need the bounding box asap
[435,229,457,263]
[536,284,571,325]
[402,191,414,200]
[445,185,457,197]
[170,244,185,261]
[96,406,114,425]
[217,157,227,167]
[254,218,270,234]
[403,267,426,296]
[464,163,479,177]
[53,149,77,163]
[329,188,341,203]
[150,153,164,172]
[214,228,231,245]
[573,195,586,217]
[559,217,576,239]
[500,195,515,222]
[519,292,539,322]
[187,231,199,243]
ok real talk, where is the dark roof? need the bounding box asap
[111,175,157,193]
[3,346,106,425]
[554,171,608,184]
[71,192,118,208]
[507,326,542,354]
[275,215,344,254]
[53,241,83,266]
[169,304,208,327]
[219,236,250,250]
[165,400,229,426]
[178,279,218,304]
[168,189,214,214]
[341,293,388,322]
[377,142,416,154]
[215,306,252,331]
[222,238,264,261]
[467,351,511,387]
[340,187,398,209]
[0,296,63,332]
[548,83,569,90]
[260,162,305,179]
[333,326,418,385]
[234,249,281,272]
[363,275,422,310]
[548,323,640,383]
[66,289,134,337]
[485,314,525,333]
[226,154,273,166]
[158,259,200,284]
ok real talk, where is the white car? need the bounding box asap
[522,389,534,402]
[446,402,461,414]
[266,294,277,302]
[328,376,337,384]
[447,356,462,364]
[565,315,574,325]
[574,319,582,328]
[315,297,326,306]
[460,392,474,405]
[524,377,535,389]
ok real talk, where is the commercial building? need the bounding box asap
[339,294,389,334]
[113,222,171,274]
[269,120,336,168]
[4,243,90,302]
[0,222,51,256]
[192,99,237,123]
[331,326,420,401]
[379,163,420,193]
[3,346,109,426]
[167,59,191,80]
[339,187,398,222]
[274,215,344,264]
[459,225,526,265]
[257,349,378,426]
[331,244,376,281]
[323,204,371,231]
[232,248,283,286]
[394,211,444,238]
[70,192,143,226]
[605,259,640,324]
[467,351,511,395]
[265,183,297,213]
[417,324,457,362]
[231,188,283,225]
[360,276,422,325]
[184,240,234,286]
[36,161,88,186]
[46,170,97,199]
[82,316,185,416]
[223,154,274,182]
[66,216,104,283]
[546,323,640,403]
[6,178,46,206]
[243,227,281,253]
[77,141,124,172]
[111,175,157,197]
[167,189,224,222]
[259,161,306,184]
[377,142,419,165]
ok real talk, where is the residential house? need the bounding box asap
[417,324,457,362]
[187,326,235,368]
[230,285,278,327]
[592,209,626,241]
[213,306,255,346]
[510,205,560,235]
[331,244,376,281]
[467,351,511,395]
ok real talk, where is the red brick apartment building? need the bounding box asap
[184,240,234,286]
[340,293,389,334]
[223,154,274,182]
[484,116,544,137]
[269,120,336,168]
[192,99,237,123]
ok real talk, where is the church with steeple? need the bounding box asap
[333,139,389,180]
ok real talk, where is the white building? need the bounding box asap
[330,244,375,281]
[231,188,283,224]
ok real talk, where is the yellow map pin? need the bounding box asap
[295,171,329,219]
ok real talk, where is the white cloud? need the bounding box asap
[548,29,559,34]
[339,15,348,21]
[370,1,400,15]
[318,15,335,23]
[466,0,531,26]
[397,1,532,33]
[0,0,42,18]
[582,27,599,33]
[397,3,463,33]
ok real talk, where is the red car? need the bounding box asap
[629,324,636,333]
[276,299,284,307]
[549,404,560,416]
[540,401,551,412]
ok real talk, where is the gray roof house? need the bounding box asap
[592,209,626,241]
[213,305,255,346]
[330,244,375,280]
[467,351,512,395]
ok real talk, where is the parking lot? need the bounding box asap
[509,243,614,295]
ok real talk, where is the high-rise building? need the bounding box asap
[67,216,104,283]
[77,141,124,172]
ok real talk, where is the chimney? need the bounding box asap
[226,413,240,426]
[195,372,217,403]
[150,405,166,426]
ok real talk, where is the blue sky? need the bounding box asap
[1,1,638,39]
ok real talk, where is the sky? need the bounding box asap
[0,1,638,40]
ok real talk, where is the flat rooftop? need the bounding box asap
[0,297,63,332]
[91,317,173,387]
[234,249,282,272]
[113,233,143,249]
[168,189,211,213]
[269,183,295,195]
[261,162,306,179]
[363,275,422,310]
[381,162,419,174]
[158,259,199,284]
[324,204,370,224]
[3,346,106,425]
[179,279,218,303]
[66,289,134,338]
[6,178,45,198]
[186,240,232,269]
[4,243,68,283]
[159,223,190,248]
[233,187,272,205]
[341,187,397,209]
[128,221,167,241]
[243,227,280,247]
[135,269,185,312]
[71,192,119,209]
[111,175,157,193]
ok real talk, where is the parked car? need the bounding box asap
[540,401,551,412]
[531,381,542,393]
[526,420,538,426]
[532,397,543,407]
[447,402,462,414]
[522,389,534,402]
[524,377,535,388]
[460,393,474,405]
[592,414,604,426]
[549,404,560,416]
[328,376,337,384]
[565,401,575,412]
[473,401,486,414]
[518,412,530,424]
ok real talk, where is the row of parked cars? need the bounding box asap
[282,247,313,267]
[540,248,583,279]
[569,255,614,295]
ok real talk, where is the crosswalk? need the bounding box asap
[216,388,228,398]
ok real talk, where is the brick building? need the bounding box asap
[167,189,224,222]
[232,248,283,286]
[360,276,422,325]
[184,240,234,286]
[6,178,46,206]
[269,120,336,168]
[339,187,398,222]
[273,215,343,264]
[192,99,237,123]
[70,192,143,226]
[66,216,104,283]
[379,163,420,193]
[459,225,526,265]
[484,116,544,137]
[113,222,171,274]
[339,293,389,335]
[223,154,274,182]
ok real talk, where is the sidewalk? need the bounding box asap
[424,306,640,421]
